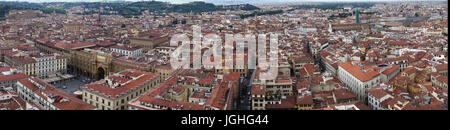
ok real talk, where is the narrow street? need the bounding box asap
[237,69,255,110]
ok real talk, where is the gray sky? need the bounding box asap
[0,0,446,4]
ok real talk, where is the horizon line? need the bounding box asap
[0,0,447,5]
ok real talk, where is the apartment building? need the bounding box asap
[16,77,96,110]
[31,53,67,78]
[0,65,28,90]
[3,51,37,76]
[81,69,160,110]
[4,51,67,78]
[368,86,394,110]
[251,84,266,110]
[337,62,381,103]
[110,44,143,58]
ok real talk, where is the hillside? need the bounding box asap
[1,1,260,19]
[63,1,259,17]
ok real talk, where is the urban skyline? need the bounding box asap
[0,0,447,111]
[0,0,447,4]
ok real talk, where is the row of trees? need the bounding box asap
[239,10,283,19]
[1,1,260,19]
[328,12,352,20]
[0,5,12,19]
[0,2,43,19]
[64,1,259,18]
[40,8,66,14]
[0,2,68,20]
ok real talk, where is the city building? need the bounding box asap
[81,69,160,110]
[368,85,394,110]
[16,77,96,110]
[129,32,169,51]
[3,50,36,76]
[30,53,67,78]
[0,88,26,110]
[0,64,28,90]
[110,44,143,58]
[3,50,67,78]
[337,62,381,103]
[128,76,234,110]
[70,49,113,80]
[251,84,266,110]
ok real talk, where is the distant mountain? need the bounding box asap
[205,0,265,5]
[205,0,247,5]
[205,0,299,5]
[222,3,260,11]
[0,1,260,18]
[0,1,44,19]
[114,1,258,16]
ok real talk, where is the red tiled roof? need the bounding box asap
[339,62,380,82]
[82,69,159,99]
[388,41,407,46]
[0,95,26,110]
[436,75,448,84]
[251,84,265,95]
[435,64,448,71]
[111,45,142,51]
[297,95,314,105]
[55,41,96,50]
[205,82,233,110]
[381,65,400,75]
[266,96,297,109]
[155,65,172,70]
[0,71,28,82]
[333,89,357,101]
[387,56,408,62]
[223,72,241,81]
[190,90,207,99]
[18,77,95,110]
[127,76,206,110]
[198,73,215,85]
[135,96,204,110]
[304,63,315,75]
[368,87,391,99]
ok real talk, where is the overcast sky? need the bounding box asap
[0,0,446,4]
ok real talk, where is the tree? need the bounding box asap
[40,8,66,14]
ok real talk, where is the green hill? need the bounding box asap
[1,1,260,19]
